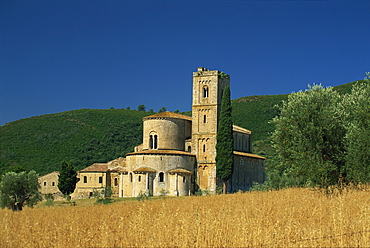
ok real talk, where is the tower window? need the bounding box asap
[203,115,207,123]
[203,144,206,152]
[203,86,209,98]
[138,175,141,182]
[159,172,164,182]
[130,173,133,182]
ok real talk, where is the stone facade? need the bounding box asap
[38,171,64,200]
[72,67,266,198]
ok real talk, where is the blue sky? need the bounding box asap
[1,0,369,126]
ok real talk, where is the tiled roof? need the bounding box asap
[80,163,108,172]
[133,166,157,172]
[233,151,266,160]
[143,111,192,121]
[126,149,195,156]
[167,168,193,174]
[233,125,252,134]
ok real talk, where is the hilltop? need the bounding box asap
[0,80,363,175]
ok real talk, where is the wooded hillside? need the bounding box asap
[0,81,362,176]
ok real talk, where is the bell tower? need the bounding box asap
[192,67,230,192]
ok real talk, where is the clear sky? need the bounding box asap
[1,0,369,126]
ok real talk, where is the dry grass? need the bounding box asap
[1,187,370,247]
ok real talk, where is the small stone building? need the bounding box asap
[72,67,266,198]
[38,171,64,200]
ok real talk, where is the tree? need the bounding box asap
[0,171,42,211]
[158,107,167,113]
[137,105,146,111]
[340,81,370,183]
[271,84,346,188]
[58,161,77,196]
[216,85,234,193]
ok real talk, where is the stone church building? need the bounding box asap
[72,67,265,198]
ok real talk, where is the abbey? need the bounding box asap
[72,67,265,198]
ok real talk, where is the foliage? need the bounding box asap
[269,80,370,188]
[216,85,234,193]
[158,107,167,113]
[136,191,149,201]
[339,81,370,183]
[137,105,146,111]
[271,84,346,187]
[44,198,54,207]
[0,108,150,175]
[58,161,77,196]
[0,171,42,211]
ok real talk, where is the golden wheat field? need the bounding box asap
[1,187,370,247]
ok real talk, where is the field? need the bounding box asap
[1,187,370,247]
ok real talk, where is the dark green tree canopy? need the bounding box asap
[58,161,77,196]
[270,82,370,188]
[216,85,234,190]
[0,170,41,211]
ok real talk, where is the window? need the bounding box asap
[138,175,141,182]
[83,176,87,183]
[203,144,206,152]
[43,182,46,186]
[203,86,209,98]
[130,173,133,182]
[159,172,164,182]
[188,146,191,152]
[114,178,118,186]
[149,134,158,149]
[183,176,186,183]
[52,182,55,186]
[203,115,207,123]
[99,176,103,184]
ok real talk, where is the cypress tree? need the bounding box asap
[58,161,77,197]
[216,85,234,193]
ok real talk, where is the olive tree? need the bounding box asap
[340,81,370,183]
[0,171,42,211]
[271,84,346,187]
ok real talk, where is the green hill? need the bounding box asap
[0,80,364,176]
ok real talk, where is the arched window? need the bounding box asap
[114,178,118,186]
[149,135,153,149]
[159,172,164,182]
[203,86,209,98]
[149,134,158,149]
[83,176,87,183]
[188,146,191,152]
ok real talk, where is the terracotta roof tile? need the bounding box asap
[167,168,193,174]
[143,111,192,121]
[80,163,108,172]
[126,149,195,156]
[233,151,266,160]
[133,166,157,172]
